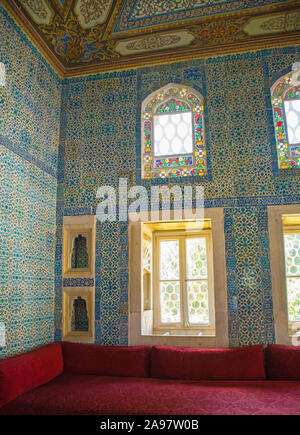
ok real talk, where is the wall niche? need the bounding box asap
[63,289,94,342]
[63,215,96,277]
[63,215,96,343]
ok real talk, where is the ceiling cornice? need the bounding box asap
[2,0,300,79]
[63,33,300,78]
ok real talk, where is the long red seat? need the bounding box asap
[0,342,300,415]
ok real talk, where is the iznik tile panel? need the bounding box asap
[0,5,61,358]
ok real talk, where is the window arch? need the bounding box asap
[0,62,5,87]
[141,83,206,179]
[271,64,300,170]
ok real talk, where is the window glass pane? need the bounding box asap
[187,281,209,324]
[0,62,5,87]
[284,100,300,145]
[186,238,207,280]
[159,240,179,280]
[286,277,300,322]
[284,233,300,322]
[160,282,181,323]
[284,233,300,276]
[154,112,193,156]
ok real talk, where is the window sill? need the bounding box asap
[151,328,215,337]
[143,333,216,338]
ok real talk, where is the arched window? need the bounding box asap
[0,62,5,87]
[271,63,300,170]
[141,83,206,179]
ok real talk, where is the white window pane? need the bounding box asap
[171,137,182,154]
[184,136,192,153]
[160,240,179,280]
[0,323,6,346]
[187,281,209,324]
[172,113,181,124]
[160,281,181,323]
[178,122,188,139]
[154,124,163,141]
[159,138,169,155]
[284,100,300,145]
[296,126,300,144]
[159,115,169,126]
[0,62,5,87]
[186,238,208,280]
[287,127,294,143]
[286,277,300,322]
[287,109,298,128]
[154,112,193,156]
[292,100,300,111]
[165,123,175,140]
[284,233,300,276]
[284,233,300,322]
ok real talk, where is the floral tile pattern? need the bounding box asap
[0,6,61,358]
[1,4,300,357]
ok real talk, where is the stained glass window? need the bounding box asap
[0,63,5,87]
[141,84,206,179]
[271,64,300,169]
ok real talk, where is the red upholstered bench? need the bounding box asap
[1,342,300,415]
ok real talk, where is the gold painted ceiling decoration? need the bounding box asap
[74,0,113,28]
[2,0,300,77]
[244,9,300,36]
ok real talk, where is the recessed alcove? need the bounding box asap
[63,215,96,278]
[71,235,89,269]
[63,289,94,343]
[71,296,89,332]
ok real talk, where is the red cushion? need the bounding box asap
[62,342,151,378]
[267,344,300,380]
[151,345,266,380]
[2,375,300,415]
[0,343,63,408]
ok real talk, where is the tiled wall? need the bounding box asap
[1,4,300,354]
[0,6,61,358]
[56,47,300,348]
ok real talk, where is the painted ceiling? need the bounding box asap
[2,0,300,77]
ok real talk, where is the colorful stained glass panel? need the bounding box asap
[271,68,300,170]
[142,84,206,179]
[156,98,191,113]
[291,147,300,158]
[155,156,193,168]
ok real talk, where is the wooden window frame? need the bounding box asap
[153,230,215,335]
[283,227,300,336]
[268,205,300,345]
[129,208,228,348]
